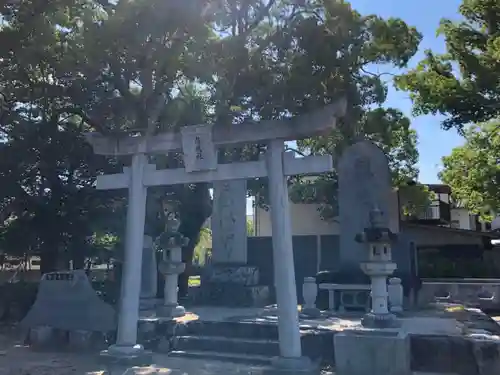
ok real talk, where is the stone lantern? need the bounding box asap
[155,203,188,318]
[355,206,399,328]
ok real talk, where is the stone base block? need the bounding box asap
[100,344,153,368]
[468,335,500,375]
[334,330,410,375]
[68,329,93,350]
[362,312,400,328]
[202,265,260,286]
[197,283,270,307]
[301,307,321,318]
[29,326,54,347]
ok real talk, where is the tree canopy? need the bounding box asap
[0,0,428,283]
[395,0,500,133]
[440,121,500,220]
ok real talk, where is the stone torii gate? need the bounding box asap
[85,98,346,365]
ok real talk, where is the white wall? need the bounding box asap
[255,203,339,236]
[255,189,400,237]
[450,207,474,230]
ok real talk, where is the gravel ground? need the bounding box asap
[0,326,335,375]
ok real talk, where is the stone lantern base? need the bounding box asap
[362,312,400,328]
[157,304,186,319]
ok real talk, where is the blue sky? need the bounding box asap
[350,0,464,183]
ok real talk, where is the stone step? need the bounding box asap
[185,320,279,340]
[176,335,280,357]
[168,350,273,366]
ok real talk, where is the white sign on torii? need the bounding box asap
[85,98,347,363]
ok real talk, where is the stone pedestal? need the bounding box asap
[334,330,411,375]
[29,326,54,346]
[157,246,185,318]
[198,264,270,307]
[361,261,399,328]
[100,344,153,368]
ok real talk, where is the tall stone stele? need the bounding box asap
[355,206,399,328]
[155,204,188,318]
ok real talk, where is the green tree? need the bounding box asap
[193,227,211,266]
[213,0,427,219]
[247,218,255,236]
[439,121,500,220]
[0,0,122,272]
[395,0,500,133]
[0,0,430,288]
[0,0,214,277]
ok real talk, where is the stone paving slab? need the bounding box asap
[0,343,465,375]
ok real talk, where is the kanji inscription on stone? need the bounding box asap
[180,124,217,172]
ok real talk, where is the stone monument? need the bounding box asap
[338,141,394,276]
[211,179,248,264]
[324,140,418,308]
[200,179,270,306]
[21,270,116,332]
[21,270,116,349]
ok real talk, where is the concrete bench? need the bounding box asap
[319,283,371,312]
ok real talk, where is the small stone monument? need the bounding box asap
[21,270,116,332]
[302,277,321,317]
[388,277,403,313]
[355,206,399,328]
[21,270,116,348]
[156,201,187,318]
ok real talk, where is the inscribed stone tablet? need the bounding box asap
[338,141,392,270]
[180,124,217,172]
[212,179,248,264]
[20,269,116,332]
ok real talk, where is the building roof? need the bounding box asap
[402,222,499,238]
[426,184,452,194]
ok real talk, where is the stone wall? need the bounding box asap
[419,279,500,310]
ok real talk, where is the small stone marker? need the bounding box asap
[21,270,116,332]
